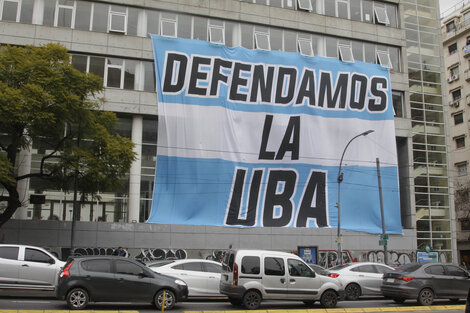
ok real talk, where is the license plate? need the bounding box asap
[386,278,395,283]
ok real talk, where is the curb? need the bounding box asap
[183,305,465,313]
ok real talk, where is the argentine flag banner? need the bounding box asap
[148,35,402,234]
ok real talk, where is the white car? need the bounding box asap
[328,262,394,300]
[0,244,65,291]
[148,259,224,298]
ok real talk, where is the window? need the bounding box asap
[1,0,20,22]
[455,135,465,149]
[106,58,123,88]
[0,246,19,260]
[452,89,462,101]
[287,259,314,277]
[255,31,271,50]
[209,24,225,44]
[351,265,377,273]
[375,265,393,274]
[108,5,127,33]
[446,265,467,277]
[337,0,349,19]
[81,259,112,272]
[338,44,354,63]
[377,50,392,69]
[161,14,176,37]
[298,39,314,56]
[461,218,470,231]
[374,6,389,25]
[55,0,75,28]
[115,260,144,275]
[457,162,467,176]
[424,265,445,275]
[454,112,464,125]
[241,256,260,274]
[467,36,470,46]
[392,90,403,118]
[24,248,52,263]
[182,262,203,272]
[450,66,459,78]
[203,263,222,273]
[297,0,312,11]
[446,20,456,33]
[264,257,285,276]
[449,43,457,55]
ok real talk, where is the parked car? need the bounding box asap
[56,256,188,310]
[220,249,344,310]
[381,262,470,305]
[328,262,394,300]
[148,259,224,298]
[0,244,65,291]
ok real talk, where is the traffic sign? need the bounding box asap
[379,239,388,246]
[335,238,343,242]
[380,234,389,240]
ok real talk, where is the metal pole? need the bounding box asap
[376,158,388,264]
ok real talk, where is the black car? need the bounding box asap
[381,262,470,305]
[56,256,188,310]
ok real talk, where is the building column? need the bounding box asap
[14,143,32,219]
[128,115,143,223]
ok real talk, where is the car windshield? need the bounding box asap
[395,263,422,273]
[329,264,351,271]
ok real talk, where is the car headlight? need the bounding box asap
[175,279,187,286]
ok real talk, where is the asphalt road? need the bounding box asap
[0,294,466,313]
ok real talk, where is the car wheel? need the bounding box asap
[243,290,262,310]
[417,288,434,306]
[229,298,243,307]
[320,290,338,308]
[393,297,406,304]
[303,300,315,306]
[345,283,361,300]
[154,289,176,310]
[66,288,89,310]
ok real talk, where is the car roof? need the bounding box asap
[229,249,299,258]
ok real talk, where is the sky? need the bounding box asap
[440,0,466,17]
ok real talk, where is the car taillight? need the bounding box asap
[397,276,414,282]
[328,273,339,278]
[233,263,238,286]
[60,260,74,279]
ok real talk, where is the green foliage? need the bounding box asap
[0,43,136,226]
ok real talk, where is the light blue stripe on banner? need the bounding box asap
[148,156,402,234]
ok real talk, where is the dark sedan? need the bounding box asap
[381,262,470,305]
[56,256,188,310]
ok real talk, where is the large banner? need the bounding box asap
[148,36,402,234]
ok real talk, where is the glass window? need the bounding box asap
[56,0,75,28]
[0,246,19,260]
[326,37,338,57]
[89,56,105,79]
[161,16,176,37]
[241,24,254,49]
[362,0,373,23]
[377,50,392,69]
[241,256,260,274]
[287,258,314,277]
[452,89,462,101]
[425,265,445,275]
[146,10,159,36]
[298,39,314,56]
[106,58,123,88]
[297,0,312,11]
[255,31,271,50]
[374,6,389,25]
[450,66,459,78]
[375,265,393,274]
[392,90,404,118]
[264,257,285,276]
[19,0,33,23]
[455,136,465,149]
[193,16,207,41]
[2,0,20,22]
[454,112,463,125]
[209,25,225,44]
[127,7,139,36]
[72,55,88,72]
[204,262,222,273]
[92,2,108,32]
[183,262,203,272]
[284,30,296,52]
[75,1,92,31]
[172,264,184,270]
[449,43,457,55]
[339,44,354,62]
[337,0,349,19]
[24,248,52,263]
[446,20,456,33]
[324,0,335,17]
[350,0,361,21]
[124,60,137,90]
[351,265,377,273]
[457,162,467,176]
[143,61,156,92]
[386,4,397,28]
[446,265,467,277]
[109,5,127,33]
[82,259,112,272]
[270,28,283,51]
[115,260,144,275]
[177,14,191,39]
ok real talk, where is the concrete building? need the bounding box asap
[441,1,470,266]
[0,0,455,264]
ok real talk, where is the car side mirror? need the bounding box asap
[49,258,55,265]
[310,270,316,278]
[138,272,148,278]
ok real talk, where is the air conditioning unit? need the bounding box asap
[452,74,459,81]
[449,100,454,106]
[455,100,460,107]
[448,77,454,83]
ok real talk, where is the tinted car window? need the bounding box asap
[115,260,144,276]
[446,265,467,277]
[25,248,52,263]
[173,264,184,270]
[375,265,393,274]
[288,259,314,277]
[148,260,174,268]
[265,257,285,276]
[0,247,19,260]
[204,263,222,273]
[223,252,235,271]
[183,262,203,272]
[425,265,445,275]
[241,256,260,274]
[396,263,422,273]
[81,259,112,273]
[351,265,377,273]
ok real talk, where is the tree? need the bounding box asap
[0,43,136,228]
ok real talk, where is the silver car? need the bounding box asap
[148,259,224,298]
[0,244,65,291]
[328,262,394,300]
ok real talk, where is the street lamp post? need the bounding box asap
[336,129,374,264]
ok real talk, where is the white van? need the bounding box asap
[219,249,344,309]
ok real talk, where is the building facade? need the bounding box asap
[441,2,470,265]
[0,0,456,263]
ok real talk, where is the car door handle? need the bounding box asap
[359,275,364,277]
[180,273,187,276]
[290,279,296,283]
[21,264,29,267]
[209,276,216,279]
